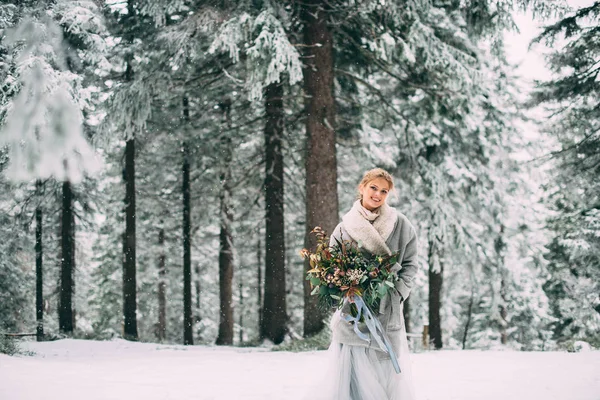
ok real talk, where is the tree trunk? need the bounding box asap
[216,101,234,346]
[182,96,193,346]
[123,136,138,340]
[403,296,410,335]
[238,282,244,344]
[500,278,508,345]
[300,0,339,338]
[59,180,74,334]
[157,227,166,342]
[216,182,234,345]
[257,236,263,331]
[428,236,443,349]
[462,283,474,350]
[260,82,288,344]
[496,224,508,345]
[71,203,76,331]
[35,180,44,341]
[195,263,201,325]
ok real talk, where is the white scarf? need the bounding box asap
[342,200,396,256]
[356,202,380,222]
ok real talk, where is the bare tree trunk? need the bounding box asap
[300,0,339,338]
[195,262,201,324]
[261,82,288,344]
[257,236,263,331]
[496,224,508,345]
[403,297,410,335]
[123,135,138,341]
[59,180,74,334]
[216,100,234,346]
[182,96,193,346]
[216,181,234,345]
[157,227,166,342]
[121,2,138,338]
[428,234,443,350]
[35,180,44,341]
[238,282,244,344]
[500,278,508,344]
[462,283,474,349]
[71,204,76,332]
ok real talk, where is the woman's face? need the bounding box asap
[360,177,391,211]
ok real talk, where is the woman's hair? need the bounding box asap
[357,168,394,199]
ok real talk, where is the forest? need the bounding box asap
[0,0,598,353]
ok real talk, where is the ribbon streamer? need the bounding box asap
[341,294,401,374]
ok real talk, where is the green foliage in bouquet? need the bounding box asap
[301,227,400,313]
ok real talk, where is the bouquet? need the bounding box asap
[301,226,404,374]
[301,226,400,315]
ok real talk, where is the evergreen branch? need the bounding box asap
[537,127,599,162]
[334,26,454,97]
[580,157,600,172]
[218,115,266,134]
[236,182,264,222]
[230,159,264,191]
[533,2,600,44]
[334,68,409,123]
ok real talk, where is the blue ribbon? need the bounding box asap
[341,294,401,374]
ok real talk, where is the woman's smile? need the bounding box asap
[360,177,390,211]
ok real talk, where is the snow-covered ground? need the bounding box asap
[1,339,598,400]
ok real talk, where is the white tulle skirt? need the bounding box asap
[309,319,416,400]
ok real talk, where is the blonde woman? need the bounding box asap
[321,168,418,400]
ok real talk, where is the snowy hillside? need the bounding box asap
[1,339,598,400]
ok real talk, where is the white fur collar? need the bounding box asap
[342,200,397,256]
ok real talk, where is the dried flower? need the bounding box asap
[299,248,310,259]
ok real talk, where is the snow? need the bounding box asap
[1,339,599,400]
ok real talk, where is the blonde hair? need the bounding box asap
[357,168,394,199]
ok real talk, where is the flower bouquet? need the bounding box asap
[301,226,400,317]
[301,226,403,373]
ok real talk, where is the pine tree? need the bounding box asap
[100,0,164,341]
[0,1,101,183]
[203,1,304,343]
[215,99,235,345]
[35,180,44,340]
[88,167,124,339]
[261,81,287,344]
[531,2,600,345]
[182,96,194,345]
[319,0,557,349]
[0,0,573,349]
[0,153,34,333]
[294,0,340,338]
[157,226,167,341]
[0,0,106,338]
[59,180,75,334]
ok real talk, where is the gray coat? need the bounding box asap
[329,210,418,356]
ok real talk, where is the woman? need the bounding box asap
[321,168,418,400]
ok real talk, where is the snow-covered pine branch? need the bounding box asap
[0,14,99,183]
